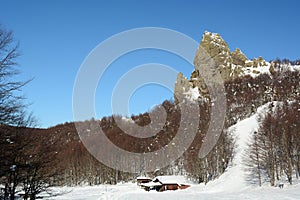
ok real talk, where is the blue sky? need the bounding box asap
[0,0,299,128]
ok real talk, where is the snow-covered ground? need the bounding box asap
[46,103,300,200]
[46,182,300,200]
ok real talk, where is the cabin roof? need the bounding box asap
[152,176,188,185]
[141,181,162,187]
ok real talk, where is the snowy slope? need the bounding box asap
[199,103,270,192]
[47,103,300,200]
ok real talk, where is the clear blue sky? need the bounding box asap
[1,0,299,128]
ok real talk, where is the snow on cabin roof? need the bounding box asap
[152,176,188,185]
[141,181,162,187]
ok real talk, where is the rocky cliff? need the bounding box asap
[174,31,271,103]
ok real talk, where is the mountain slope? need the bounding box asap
[48,103,300,199]
[200,103,270,192]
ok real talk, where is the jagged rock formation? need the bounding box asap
[174,72,196,103]
[174,31,271,102]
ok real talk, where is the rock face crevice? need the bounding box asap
[174,31,271,103]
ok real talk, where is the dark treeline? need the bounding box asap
[270,58,300,66]
[1,100,233,187]
[0,125,62,199]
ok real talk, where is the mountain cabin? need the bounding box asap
[140,176,190,192]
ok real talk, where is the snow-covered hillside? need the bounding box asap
[197,103,270,192]
[47,103,300,200]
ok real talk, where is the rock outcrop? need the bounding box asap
[174,31,271,103]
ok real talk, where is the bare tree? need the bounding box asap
[0,24,37,200]
[0,24,32,126]
[244,131,264,186]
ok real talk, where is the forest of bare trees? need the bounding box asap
[244,100,300,187]
[52,99,235,186]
